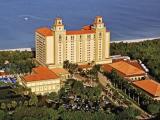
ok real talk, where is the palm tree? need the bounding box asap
[0,103,6,110]
[23,100,29,106]
[135,89,142,105]
[29,94,38,106]
[7,103,12,111]
[126,83,133,98]
[121,80,128,94]
[11,101,17,109]
[131,88,137,101]
[63,60,69,69]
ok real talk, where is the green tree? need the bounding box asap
[7,103,12,111]
[11,101,17,109]
[48,92,58,101]
[0,51,35,74]
[94,86,102,96]
[13,107,59,120]
[72,80,84,95]
[92,111,116,120]
[110,39,160,82]
[117,107,140,120]
[0,110,6,120]
[0,103,6,110]
[29,94,38,106]
[63,60,70,69]
[23,100,29,106]
[147,103,160,114]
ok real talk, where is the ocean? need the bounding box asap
[0,0,160,49]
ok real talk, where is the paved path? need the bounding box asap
[97,72,151,119]
[98,72,110,86]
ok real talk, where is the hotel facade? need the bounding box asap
[35,16,112,68]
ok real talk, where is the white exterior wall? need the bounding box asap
[46,36,54,64]
[65,35,77,63]
[105,32,110,59]
[35,33,46,65]
[25,78,61,95]
[98,32,103,61]
[65,35,71,62]
[86,34,95,62]
[89,34,95,61]
[57,37,64,64]
[84,35,88,62]
[72,35,77,63]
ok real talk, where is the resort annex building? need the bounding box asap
[35,16,112,68]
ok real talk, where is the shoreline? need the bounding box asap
[0,48,34,52]
[111,37,160,43]
[0,37,160,51]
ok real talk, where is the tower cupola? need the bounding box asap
[52,17,65,31]
[93,16,105,29]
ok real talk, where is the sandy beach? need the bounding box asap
[0,48,33,52]
[111,37,160,43]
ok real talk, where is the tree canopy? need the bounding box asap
[110,39,160,81]
[13,107,59,120]
[0,51,35,74]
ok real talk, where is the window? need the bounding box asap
[87,35,91,39]
[71,36,74,40]
[59,35,62,40]
[99,32,102,37]
[59,21,61,24]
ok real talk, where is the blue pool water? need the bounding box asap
[0,0,160,49]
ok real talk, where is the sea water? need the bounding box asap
[0,0,160,49]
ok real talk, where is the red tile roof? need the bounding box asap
[78,64,92,69]
[50,68,69,75]
[23,66,59,82]
[82,25,92,30]
[36,27,53,37]
[133,80,160,97]
[102,61,145,77]
[0,71,9,76]
[113,60,144,71]
[96,16,102,18]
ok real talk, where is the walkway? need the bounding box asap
[97,72,151,119]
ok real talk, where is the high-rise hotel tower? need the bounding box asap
[35,16,112,68]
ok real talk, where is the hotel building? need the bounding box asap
[35,16,112,68]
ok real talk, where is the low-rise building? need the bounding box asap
[50,68,70,82]
[133,80,160,100]
[21,66,61,95]
[101,60,146,81]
